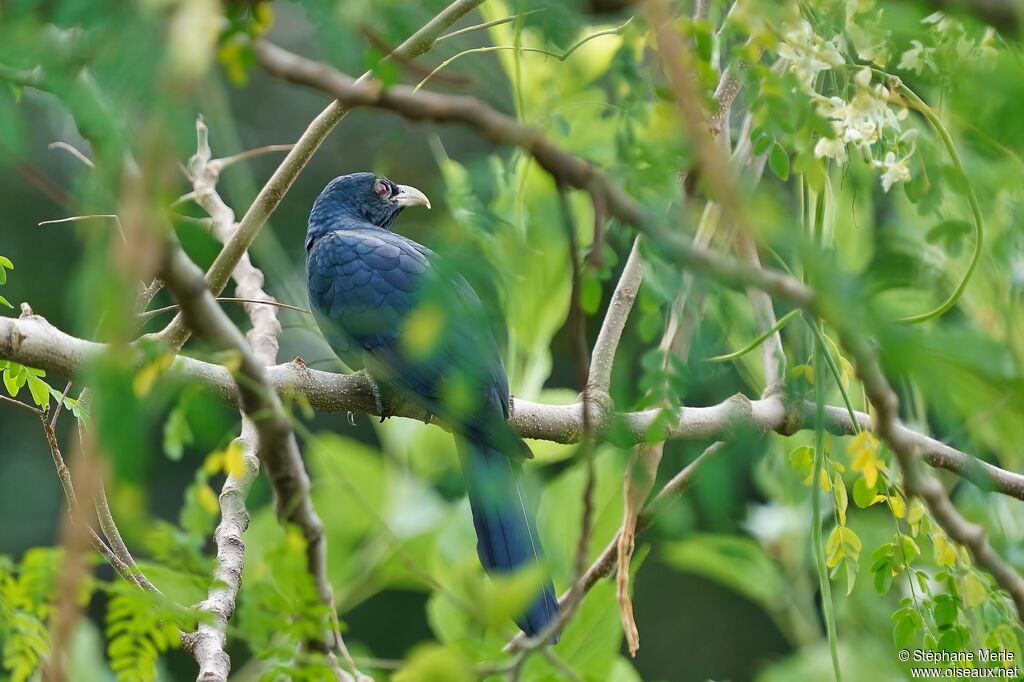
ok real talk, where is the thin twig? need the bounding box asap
[38,214,127,244]
[507,442,726,650]
[48,141,95,168]
[208,144,295,173]
[435,10,544,44]
[138,297,310,322]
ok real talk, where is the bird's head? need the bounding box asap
[309,172,431,232]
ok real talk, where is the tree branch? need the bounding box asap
[157,239,350,669]
[4,313,1022,502]
[252,38,817,313]
[507,441,727,650]
[180,118,295,682]
[587,237,644,395]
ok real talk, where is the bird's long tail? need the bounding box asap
[458,436,560,640]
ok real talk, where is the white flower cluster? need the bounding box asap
[897,11,997,75]
[778,21,916,193]
[813,68,915,191]
[778,20,844,89]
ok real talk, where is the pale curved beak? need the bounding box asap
[393,184,431,209]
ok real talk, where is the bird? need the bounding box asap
[304,172,560,640]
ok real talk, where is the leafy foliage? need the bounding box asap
[1,0,1024,681]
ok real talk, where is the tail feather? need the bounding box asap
[459,437,560,641]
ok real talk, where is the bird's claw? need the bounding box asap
[366,375,393,422]
[346,411,357,427]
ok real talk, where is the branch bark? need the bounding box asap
[4,313,1022,502]
[180,119,285,682]
[157,241,349,669]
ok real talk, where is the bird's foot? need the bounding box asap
[364,373,394,422]
[346,411,357,427]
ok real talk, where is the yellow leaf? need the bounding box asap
[225,440,249,480]
[834,473,848,526]
[839,356,856,389]
[401,303,446,360]
[133,354,173,397]
[218,39,249,86]
[962,573,987,608]
[840,526,862,557]
[863,462,877,488]
[889,495,906,519]
[197,484,219,514]
[826,526,843,567]
[221,350,243,374]
[790,364,814,384]
[253,2,275,35]
[820,469,832,492]
[203,450,225,475]
[934,534,957,567]
[285,528,306,554]
[907,499,925,525]
[846,431,879,457]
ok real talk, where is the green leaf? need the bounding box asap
[162,405,193,461]
[834,473,848,525]
[394,643,473,682]
[26,375,50,409]
[874,565,894,595]
[0,256,12,269]
[852,475,878,508]
[580,270,602,315]
[769,142,790,181]
[0,294,12,309]
[961,573,988,609]
[893,607,922,648]
[752,132,773,156]
[3,361,27,396]
[926,219,972,257]
[662,534,785,610]
[933,595,958,628]
[938,627,965,653]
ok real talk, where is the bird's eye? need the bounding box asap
[373,179,392,199]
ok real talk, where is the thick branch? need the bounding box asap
[181,119,283,682]
[4,314,1021,502]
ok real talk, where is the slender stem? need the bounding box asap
[415,19,632,91]
[811,336,843,682]
[435,10,544,44]
[138,296,310,321]
[0,392,43,414]
[845,68,985,325]
[706,309,799,363]
[804,320,859,429]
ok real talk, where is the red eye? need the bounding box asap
[373,179,391,199]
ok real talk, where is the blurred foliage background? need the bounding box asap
[1,0,1024,681]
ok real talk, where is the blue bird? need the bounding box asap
[305,172,560,640]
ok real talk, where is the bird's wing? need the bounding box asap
[307,228,510,420]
